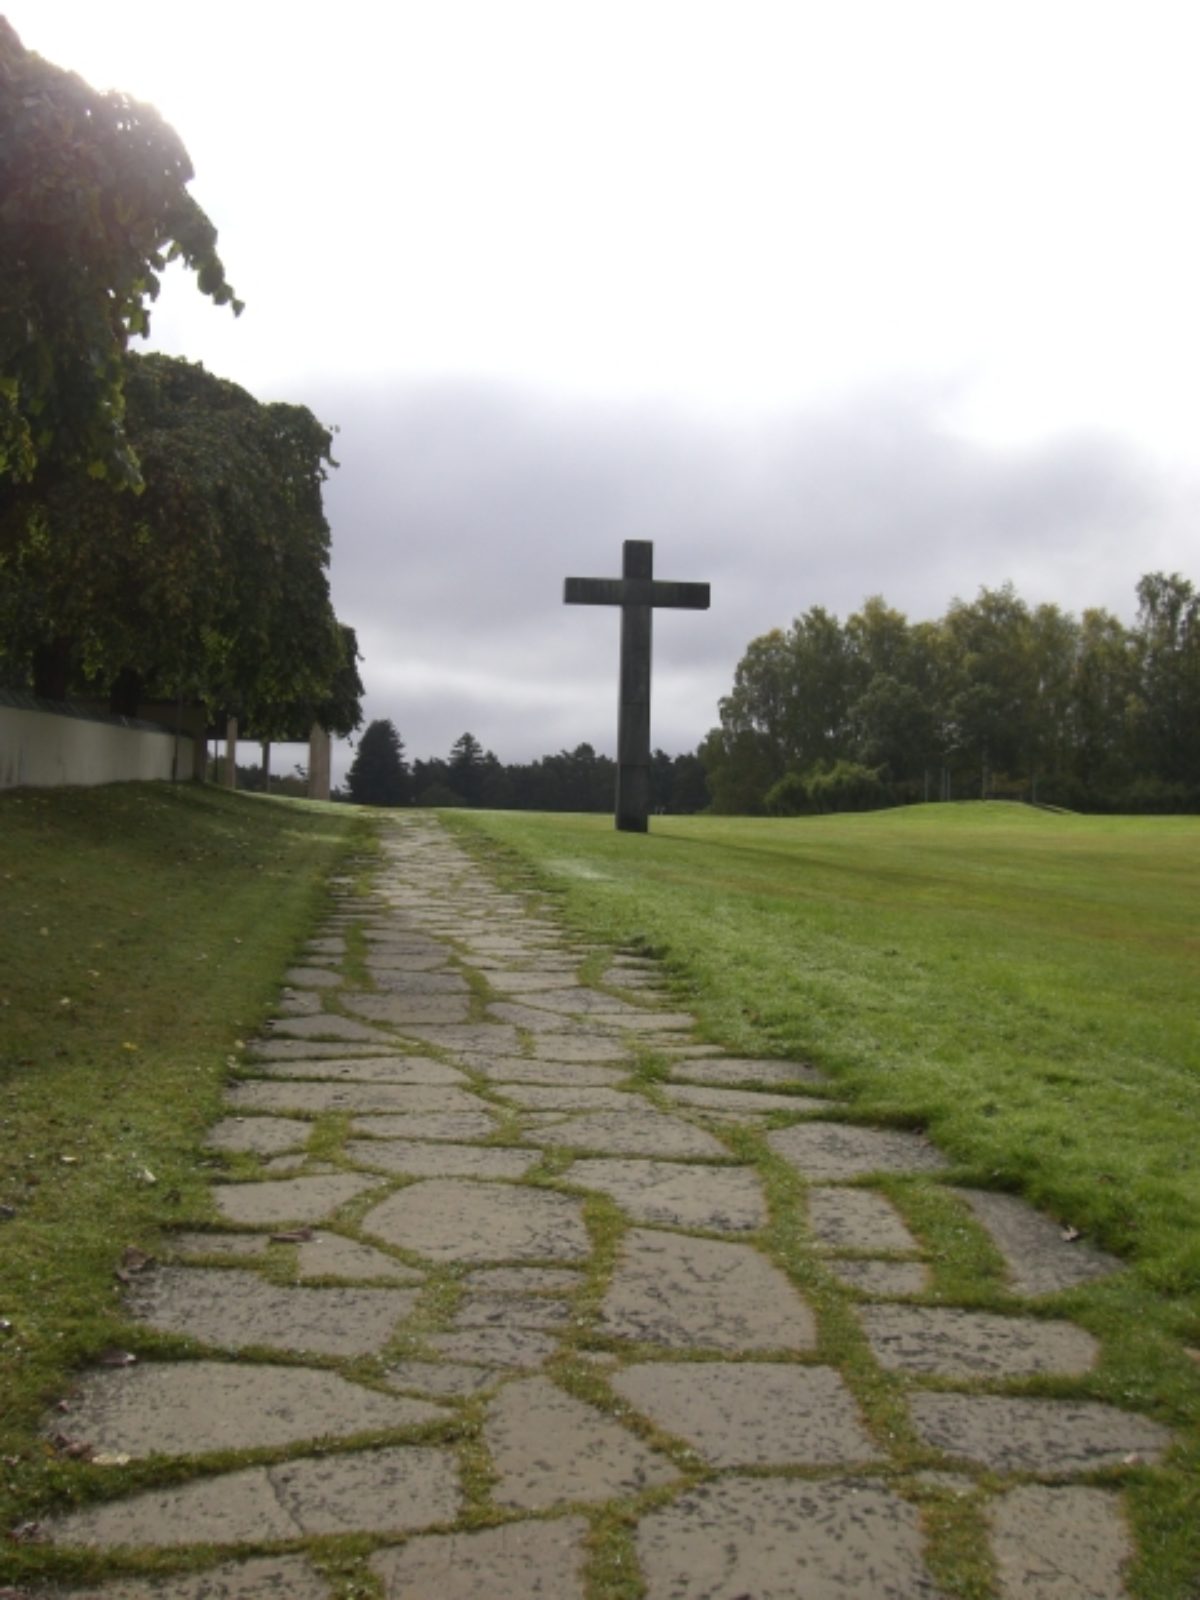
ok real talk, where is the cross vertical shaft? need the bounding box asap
[564,539,711,833]
[617,540,653,831]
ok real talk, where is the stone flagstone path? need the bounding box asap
[25,816,1176,1598]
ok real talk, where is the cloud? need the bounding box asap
[311,377,1189,781]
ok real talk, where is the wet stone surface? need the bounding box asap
[566,1156,768,1230]
[859,1304,1100,1378]
[31,815,1177,1596]
[612,1361,878,1466]
[213,1172,381,1226]
[954,1187,1123,1297]
[126,1267,419,1357]
[769,1121,952,1178]
[601,1228,817,1351]
[52,1361,444,1458]
[363,1177,591,1264]
[635,1477,947,1599]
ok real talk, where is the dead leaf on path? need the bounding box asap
[96,1348,137,1368]
[91,1452,131,1467]
[1061,1225,1082,1242]
[270,1228,315,1243]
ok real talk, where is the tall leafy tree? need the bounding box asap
[0,354,351,722]
[0,21,240,492]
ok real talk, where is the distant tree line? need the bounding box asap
[344,724,709,813]
[700,572,1200,814]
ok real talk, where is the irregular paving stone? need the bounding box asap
[829,1260,932,1296]
[343,993,472,1026]
[612,1361,878,1465]
[225,1080,483,1115]
[909,1393,1173,1472]
[955,1188,1123,1297]
[486,1376,677,1507]
[488,1000,594,1032]
[464,1056,627,1086]
[249,1054,467,1085]
[859,1305,1099,1378]
[453,1294,573,1331]
[51,1361,444,1457]
[344,1138,540,1179]
[387,1360,501,1396]
[47,1446,460,1547]
[671,1055,829,1088]
[203,1116,311,1155]
[266,1013,397,1044]
[127,1267,419,1357]
[636,1477,945,1598]
[168,1232,271,1259]
[567,1157,767,1231]
[486,970,583,993]
[463,1266,582,1293]
[277,989,323,1016]
[284,965,344,988]
[496,1083,638,1110]
[661,1083,826,1114]
[807,1187,921,1253]
[529,1033,630,1063]
[372,1516,589,1599]
[769,1122,951,1179]
[615,1011,699,1033]
[245,1038,386,1061]
[364,1178,590,1263]
[398,1023,523,1056]
[214,1172,381,1226]
[522,1110,729,1158]
[501,988,647,1018]
[351,1110,500,1142]
[602,1229,817,1351]
[295,1233,425,1282]
[41,1554,332,1599]
[359,969,469,994]
[990,1485,1134,1599]
[426,1327,560,1367]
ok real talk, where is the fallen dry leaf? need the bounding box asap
[1061,1225,1082,1243]
[95,1349,137,1368]
[91,1452,131,1467]
[270,1228,315,1244]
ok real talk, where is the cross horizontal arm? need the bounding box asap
[564,577,711,610]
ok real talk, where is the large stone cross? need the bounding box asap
[564,539,710,832]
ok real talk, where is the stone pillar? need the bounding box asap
[224,718,238,790]
[308,723,331,802]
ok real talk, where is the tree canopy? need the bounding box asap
[702,573,1200,814]
[0,20,240,491]
[347,719,410,807]
[0,353,360,730]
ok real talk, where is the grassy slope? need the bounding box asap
[450,803,1200,1313]
[0,783,366,1533]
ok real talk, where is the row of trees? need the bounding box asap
[701,573,1200,814]
[345,723,709,814]
[0,23,361,738]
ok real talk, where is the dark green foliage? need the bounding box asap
[0,21,240,490]
[346,718,410,807]
[705,574,1200,813]
[0,354,360,729]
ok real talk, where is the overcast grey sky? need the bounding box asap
[9,1,1200,778]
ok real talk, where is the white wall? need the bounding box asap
[0,702,199,789]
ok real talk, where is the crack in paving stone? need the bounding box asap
[45,1446,461,1548]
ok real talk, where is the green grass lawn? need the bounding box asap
[449,803,1200,1318]
[0,783,367,1537]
